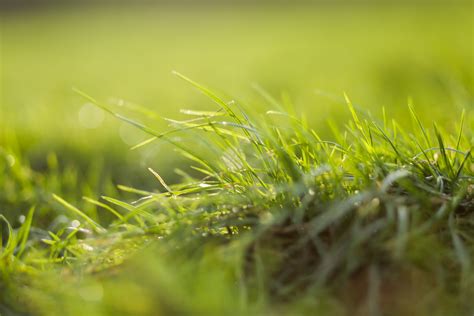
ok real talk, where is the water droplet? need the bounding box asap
[371,198,380,208]
[71,220,81,228]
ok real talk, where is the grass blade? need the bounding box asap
[52,194,105,233]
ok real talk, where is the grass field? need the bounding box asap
[1,3,473,315]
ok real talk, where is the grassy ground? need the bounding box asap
[1,3,473,315]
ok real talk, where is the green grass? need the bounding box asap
[1,3,473,315]
[1,4,472,188]
[1,71,473,315]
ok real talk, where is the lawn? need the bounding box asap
[1,3,473,315]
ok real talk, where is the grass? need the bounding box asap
[2,4,472,190]
[1,3,473,314]
[1,71,473,315]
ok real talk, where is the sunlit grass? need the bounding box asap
[1,3,473,314]
[1,72,472,315]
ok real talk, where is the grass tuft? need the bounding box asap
[1,78,473,315]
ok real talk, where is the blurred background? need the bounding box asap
[1,0,473,188]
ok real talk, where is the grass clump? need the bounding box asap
[1,74,473,315]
